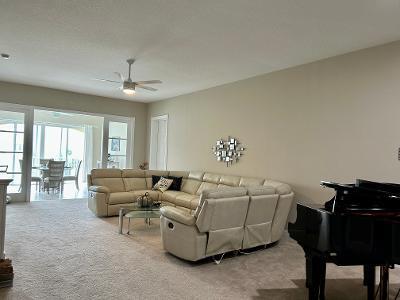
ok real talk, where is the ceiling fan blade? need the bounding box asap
[134,80,162,85]
[136,84,157,92]
[92,78,120,83]
[114,72,124,81]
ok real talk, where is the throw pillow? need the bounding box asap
[153,177,173,192]
[151,175,161,188]
[168,176,183,191]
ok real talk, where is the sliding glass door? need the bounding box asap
[32,124,85,172]
[0,103,33,202]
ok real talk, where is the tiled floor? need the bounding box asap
[30,181,88,201]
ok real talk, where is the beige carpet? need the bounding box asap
[1,199,400,300]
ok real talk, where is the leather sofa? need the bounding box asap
[87,169,294,261]
[87,169,293,220]
[160,186,289,261]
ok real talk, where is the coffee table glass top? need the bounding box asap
[124,206,160,218]
[118,203,161,234]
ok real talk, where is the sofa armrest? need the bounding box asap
[88,190,109,217]
[89,185,110,194]
[160,206,196,226]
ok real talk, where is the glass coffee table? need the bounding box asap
[118,204,161,235]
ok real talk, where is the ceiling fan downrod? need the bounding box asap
[127,58,135,82]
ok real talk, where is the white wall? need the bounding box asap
[147,41,400,203]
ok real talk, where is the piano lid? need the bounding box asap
[321,179,400,197]
[322,179,400,213]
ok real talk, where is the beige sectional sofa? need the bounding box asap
[87,168,294,261]
[87,169,293,219]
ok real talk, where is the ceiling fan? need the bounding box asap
[93,59,161,95]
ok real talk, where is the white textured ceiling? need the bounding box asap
[1,0,400,103]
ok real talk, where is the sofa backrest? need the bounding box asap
[121,169,147,191]
[181,171,204,194]
[242,186,279,249]
[88,169,293,198]
[196,173,220,195]
[90,169,125,193]
[195,187,250,256]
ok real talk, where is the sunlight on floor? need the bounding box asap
[30,182,88,201]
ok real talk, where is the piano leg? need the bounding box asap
[305,249,326,300]
[379,265,389,300]
[363,265,375,300]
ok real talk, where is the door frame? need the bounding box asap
[149,114,168,170]
[31,106,135,170]
[0,102,34,202]
[102,115,135,169]
[0,101,136,201]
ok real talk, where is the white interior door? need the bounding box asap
[102,116,134,169]
[149,115,168,170]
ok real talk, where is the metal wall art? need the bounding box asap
[212,137,245,167]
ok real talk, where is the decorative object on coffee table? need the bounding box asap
[136,192,153,207]
[212,136,245,167]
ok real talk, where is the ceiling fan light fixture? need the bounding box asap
[123,88,136,95]
[122,81,136,95]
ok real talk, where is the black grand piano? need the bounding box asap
[288,179,400,300]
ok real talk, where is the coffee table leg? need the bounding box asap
[118,208,125,234]
[127,218,131,235]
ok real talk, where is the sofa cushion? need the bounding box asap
[92,178,125,193]
[202,187,248,199]
[203,173,220,184]
[132,190,160,201]
[217,184,232,189]
[247,186,276,196]
[121,169,145,178]
[108,192,136,204]
[160,206,196,226]
[188,171,204,181]
[181,179,202,195]
[168,171,189,179]
[239,177,265,187]
[196,182,218,196]
[219,175,241,187]
[145,170,169,189]
[263,180,292,195]
[91,169,121,178]
[123,178,147,191]
[161,191,186,203]
[153,177,174,192]
[151,175,161,186]
[168,176,183,191]
[175,193,199,209]
[190,198,200,210]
